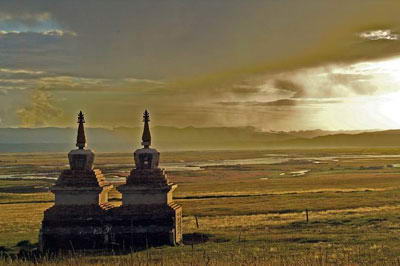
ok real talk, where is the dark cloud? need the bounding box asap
[0,11,52,28]
[230,86,262,95]
[0,31,78,74]
[254,99,297,106]
[273,79,305,98]
[2,0,400,80]
[0,0,400,130]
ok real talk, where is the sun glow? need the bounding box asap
[349,58,400,129]
[374,91,400,126]
[319,93,400,131]
[312,57,400,130]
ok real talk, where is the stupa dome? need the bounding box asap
[133,110,160,169]
[67,111,95,171]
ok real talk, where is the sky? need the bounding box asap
[1,0,400,131]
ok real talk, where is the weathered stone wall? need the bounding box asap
[40,203,182,251]
[119,189,175,205]
[54,191,100,205]
[40,205,106,251]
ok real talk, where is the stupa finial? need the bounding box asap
[141,109,151,148]
[76,111,86,149]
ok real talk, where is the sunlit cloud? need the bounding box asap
[359,29,399,41]
[42,30,77,37]
[0,10,76,38]
[0,68,44,75]
[0,30,77,37]
[257,57,400,101]
[0,67,165,93]
[16,89,63,127]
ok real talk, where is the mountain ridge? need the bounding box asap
[0,126,398,152]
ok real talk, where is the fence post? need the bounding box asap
[306,209,309,223]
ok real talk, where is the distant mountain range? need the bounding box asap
[0,126,397,152]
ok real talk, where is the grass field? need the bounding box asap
[1,148,400,265]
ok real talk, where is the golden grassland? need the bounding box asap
[1,148,400,264]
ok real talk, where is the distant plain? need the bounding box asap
[1,148,400,264]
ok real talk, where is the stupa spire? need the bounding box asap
[76,111,86,149]
[141,110,151,148]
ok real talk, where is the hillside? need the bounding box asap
[0,126,296,152]
[277,130,400,148]
[0,127,399,152]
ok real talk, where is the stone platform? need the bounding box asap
[104,203,182,248]
[40,203,182,251]
[40,205,107,251]
[40,168,112,251]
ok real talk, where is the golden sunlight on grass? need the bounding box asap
[2,149,400,264]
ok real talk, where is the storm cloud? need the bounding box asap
[1,0,400,130]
